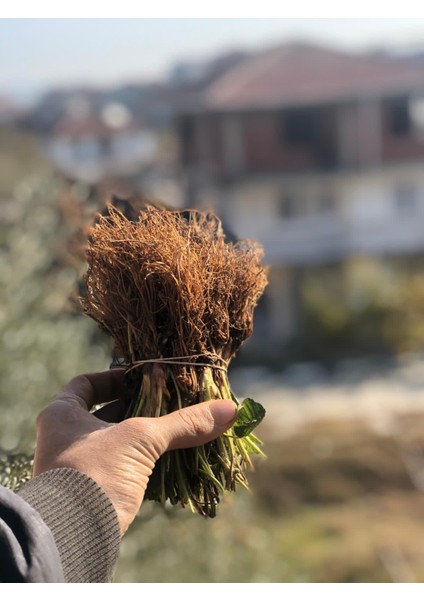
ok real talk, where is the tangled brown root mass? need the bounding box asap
[81,205,268,516]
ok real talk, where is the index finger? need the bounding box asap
[55,369,126,411]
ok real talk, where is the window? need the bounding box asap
[280,108,319,146]
[178,116,194,146]
[280,194,303,219]
[388,98,411,136]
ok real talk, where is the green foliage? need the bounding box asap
[300,257,424,360]
[233,397,266,438]
[0,125,51,197]
[0,173,109,453]
[0,451,33,490]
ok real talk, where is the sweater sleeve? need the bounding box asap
[18,468,121,583]
[0,483,64,582]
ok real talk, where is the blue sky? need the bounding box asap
[1,18,424,104]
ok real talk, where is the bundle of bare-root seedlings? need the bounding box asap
[81,205,268,517]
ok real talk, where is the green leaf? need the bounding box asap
[233,397,266,438]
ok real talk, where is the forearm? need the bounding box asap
[18,468,121,583]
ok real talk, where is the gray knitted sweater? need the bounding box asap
[0,468,121,582]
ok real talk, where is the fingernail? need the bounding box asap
[209,400,237,426]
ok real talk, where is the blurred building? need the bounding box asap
[23,50,250,207]
[176,42,424,354]
[44,101,158,183]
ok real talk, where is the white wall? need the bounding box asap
[211,162,424,265]
[45,130,159,181]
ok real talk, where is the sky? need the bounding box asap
[2,18,424,105]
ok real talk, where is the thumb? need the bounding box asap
[153,399,237,453]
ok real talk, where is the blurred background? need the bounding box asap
[2,17,424,582]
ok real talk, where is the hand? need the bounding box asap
[33,370,237,535]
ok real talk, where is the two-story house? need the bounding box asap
[176,42,424,356]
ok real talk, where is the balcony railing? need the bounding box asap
[262,213,424,265]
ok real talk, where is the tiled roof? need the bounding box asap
[204,42,424,111]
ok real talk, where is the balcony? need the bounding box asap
[262,212,424,266]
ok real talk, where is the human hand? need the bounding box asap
[33,370,237,535]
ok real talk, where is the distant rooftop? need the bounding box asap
[204,42,424,111]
